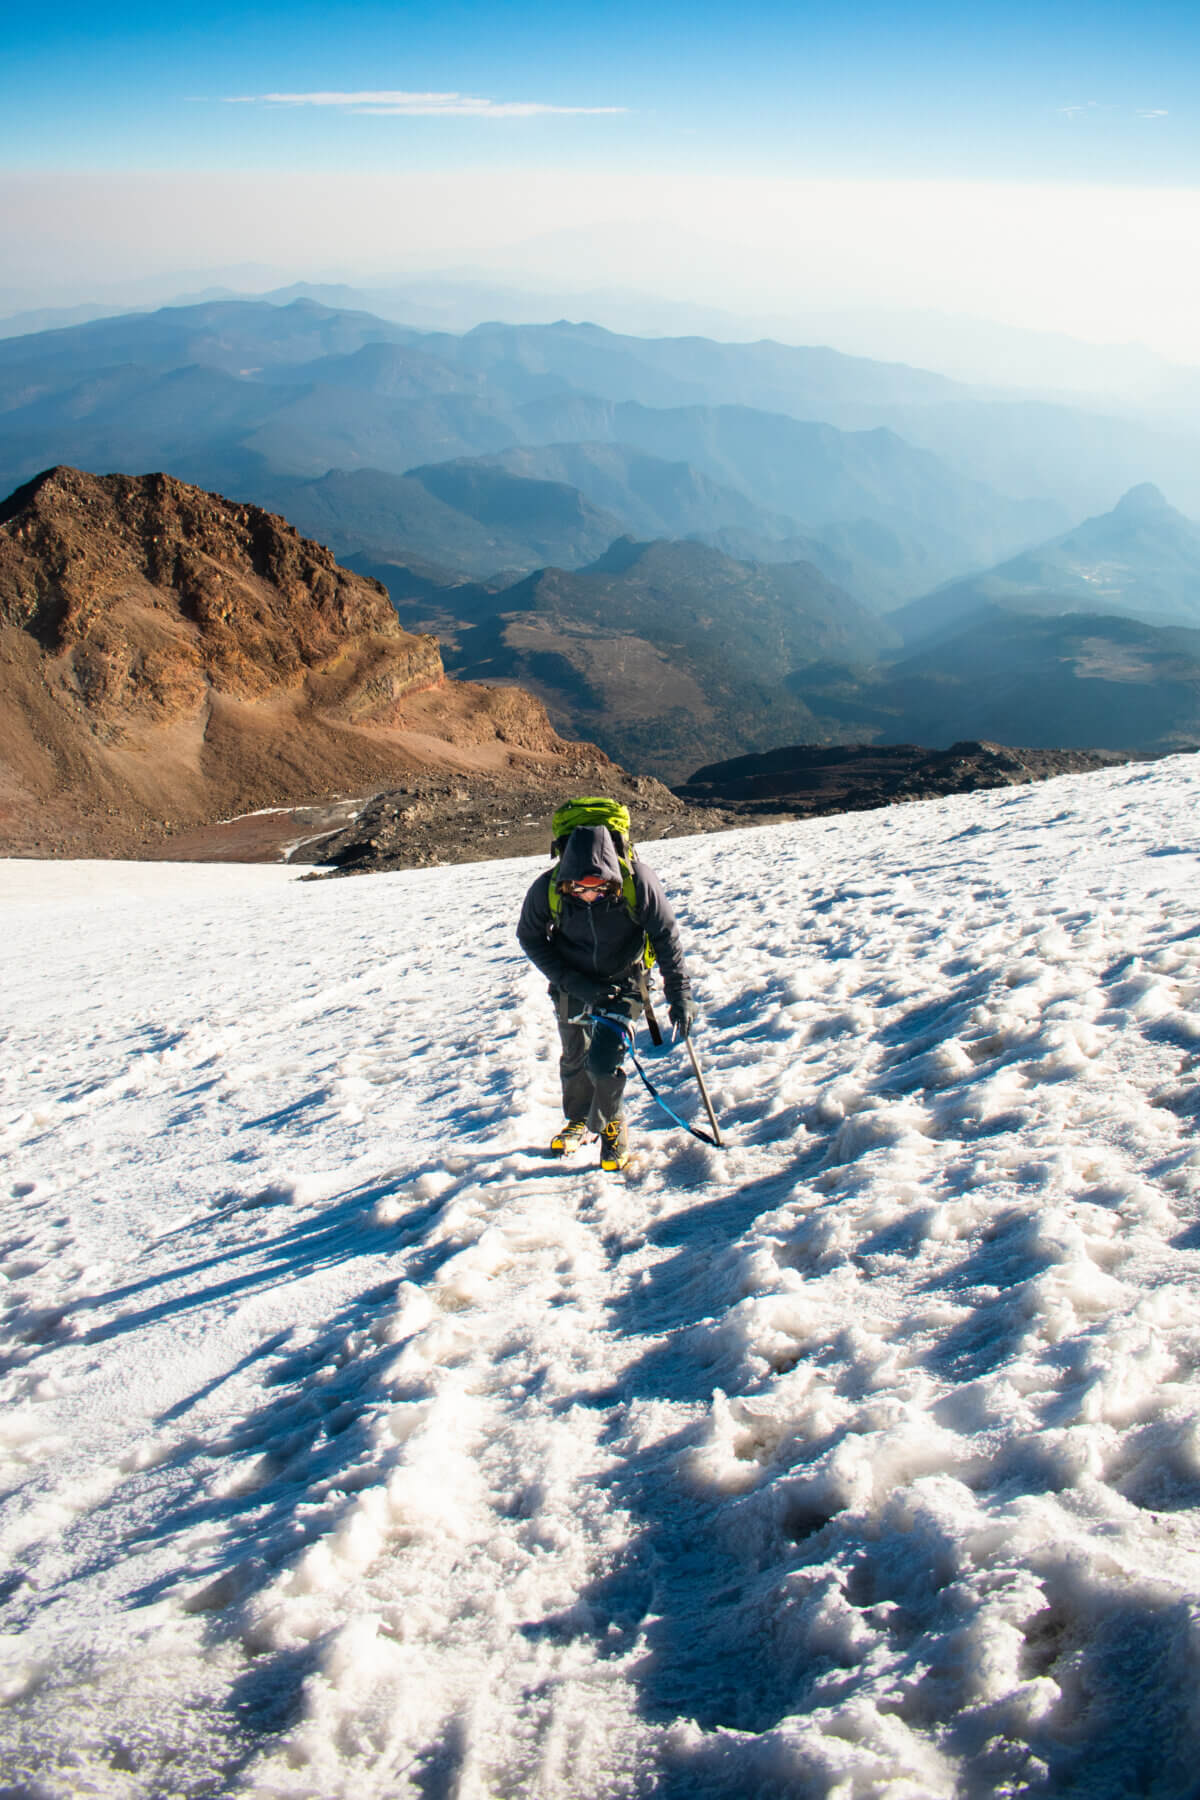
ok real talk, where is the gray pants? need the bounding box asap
[553,987,642,1131]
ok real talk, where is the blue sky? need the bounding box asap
[3,0,1199,360]
[3,0,1195,183]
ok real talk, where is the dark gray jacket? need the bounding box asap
[516,826,690,1006]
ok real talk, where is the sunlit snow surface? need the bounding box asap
[3,759,1200,1799]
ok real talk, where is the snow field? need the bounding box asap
[1,755,1199,1797]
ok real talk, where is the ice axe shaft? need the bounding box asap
[640,973,663,1047]
[684,1036,723,1146]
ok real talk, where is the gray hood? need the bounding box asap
[517,842,691,1006]
[557,826,623,885]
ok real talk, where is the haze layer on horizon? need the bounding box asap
[4,0,1199,366]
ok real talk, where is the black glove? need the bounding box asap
[669,997,697,1038]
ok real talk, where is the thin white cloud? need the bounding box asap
[1059,101,1168,121]
[226,90,626,118]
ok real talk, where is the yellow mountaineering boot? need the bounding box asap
[551,1119,590,1156]
[599,1118,629,1172]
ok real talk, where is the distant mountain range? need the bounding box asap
[409,317,959,416]
[476,440,795,542]
[4,298,1200,533]
[0,298,1075,608]
[895,483,1200,641]
[375,492,1200,778]
[458,319,1200,520]
[3,298,1200,777]
[265,452,974,606]
[380,536,894,781]
[10,273,1200,414]
[261,463,628,580]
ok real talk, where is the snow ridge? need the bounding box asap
[1,757,1200,1797]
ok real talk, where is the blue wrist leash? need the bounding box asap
[592,1012,723,1148]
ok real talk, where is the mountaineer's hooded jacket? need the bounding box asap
[516,826,690,1006]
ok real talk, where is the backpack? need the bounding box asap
[547,797,655,968]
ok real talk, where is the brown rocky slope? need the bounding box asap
[0,467,640,858]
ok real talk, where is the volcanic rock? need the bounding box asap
[294,769,719,878]
[675,740,1158,816]
[0,467,618,857]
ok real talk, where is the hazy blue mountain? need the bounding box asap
[410,318,960,416]
[510,398,1063,582]
[218,278,1200,414]
[467,322,1200,521]
[706,518,962,613]
[273,440,915,605]
[5,299,1199,530]
[472,441,793,541]
[0,299,449,493]
[269,443,942,611]
[254,340,489,400]
[0,364,289,495]
[0,299,414,400]
[0,302,139,339]
[895,484,1200,644]
[0,367,514,496]
[244,323,1010,556]
[253,278,787,343]
[343,317,1200,520]
[457,443,949,606]
[0,299,1070,605]
[234,385,519,481]
[845,398,1200,523]
[270,464,627,577]
[405,460,624,560]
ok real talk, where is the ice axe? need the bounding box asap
[683,1033,723,1147]
[593,1009,724,1149]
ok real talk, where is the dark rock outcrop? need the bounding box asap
[296,770,721,878]
[676,740,1159,816]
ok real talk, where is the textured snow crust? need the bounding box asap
[2,757,1200,1798]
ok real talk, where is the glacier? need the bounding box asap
[2,756,1200,1797]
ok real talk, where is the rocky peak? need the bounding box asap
[582,534,653,576]
[0,467,608,858]
[1109,482,1174,522]
[0,465,426,701]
